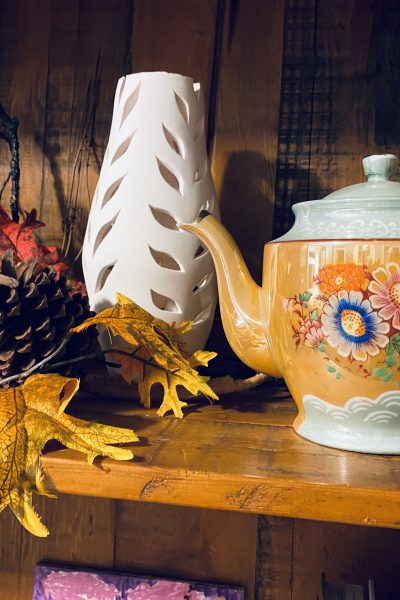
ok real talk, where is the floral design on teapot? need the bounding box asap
[284,261,400,383]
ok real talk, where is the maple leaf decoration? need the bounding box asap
[0,373,138,537]
[72,293,218,418]
[0,206,68,273]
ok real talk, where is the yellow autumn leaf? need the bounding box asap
[0,373,138,537]
[116,346,218,418]
[72,292,193,374]
[140,364,218,418]
[71,293,218,418]
[189,350,218,368]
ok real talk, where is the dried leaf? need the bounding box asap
[142,364,218,418]
[72,292,195,374]
[189,350,217,368]
[0,206,69,272]
[116,347,218,418]
[72,293,218,418]
[0,373,138,537]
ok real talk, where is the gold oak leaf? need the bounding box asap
[71,293,218,418]
[72,292,192,374]
[0,373,138,537]
[118,345,218,418]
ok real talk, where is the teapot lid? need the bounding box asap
[275,154,400,241]
[324,154,400,200]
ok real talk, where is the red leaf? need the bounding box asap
[37,244,69,273]
[38,243,59,264]
[22,209,45,231]
[0,208,70,274]
[0,208,45,263]
[15,210,45,262]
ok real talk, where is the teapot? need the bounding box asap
[181,154,400,454]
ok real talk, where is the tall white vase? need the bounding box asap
[82,72,219,353]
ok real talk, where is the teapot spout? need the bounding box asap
[181,212,281,377]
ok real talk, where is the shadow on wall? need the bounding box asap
[217,150,324,280]
[204,150,324,379]
[218,151,275,285]
[203,151,273,379]
[33,82,66,229]
[273,160,324,239]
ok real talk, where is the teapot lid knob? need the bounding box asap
[362,154,398,180]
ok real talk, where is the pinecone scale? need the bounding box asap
[0,254,93,379]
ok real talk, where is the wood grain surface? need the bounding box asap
[0,0,51,216]
[132,0,218,112]
[0,0,399,268]
[114,501,258,597]
[0,495,115,600]
[0,495,258,599]
[210,0,284,282]
[39,388,400,530]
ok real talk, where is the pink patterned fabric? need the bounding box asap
[126,581,191,599]
[42,571,120,600]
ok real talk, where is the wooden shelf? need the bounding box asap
[41,385,400,529]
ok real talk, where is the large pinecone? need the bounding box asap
[0,255,94,379]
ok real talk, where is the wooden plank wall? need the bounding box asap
[1,0,400,599]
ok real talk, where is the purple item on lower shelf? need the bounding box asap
[32,564,244,600]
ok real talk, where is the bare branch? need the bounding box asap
[0,104,20,222]
[0,335,72,388]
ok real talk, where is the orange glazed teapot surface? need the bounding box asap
[181,154,400,453]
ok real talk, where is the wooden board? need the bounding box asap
[210,0,285,282]
[114,501,258,598]
[0,495,115,600]
[41,0,132,259]
[272,0,317,237]
[131,0,219,114]
[274,0,400,237]
[40,388,400,529]
[310,0,400,196]
[0,504,22,599]
[0,495,257,599]
[38,0,80,250]
[255,516,293,600]
[0,0,51,216]
[291,519,400,600]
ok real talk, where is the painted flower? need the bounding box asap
[126,581,190,600]
[42,571,120,600]
[317,263,369,296]
[321,290,389,361]
[282,297,292,312]
[282,297,300,313]
[187,593,207,600]
[369,263,400,329]
[298,318,324,348]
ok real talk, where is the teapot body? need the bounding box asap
[265,238,400,452]
[182,154,400,453]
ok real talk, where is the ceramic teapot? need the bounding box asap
[181,154,400,453]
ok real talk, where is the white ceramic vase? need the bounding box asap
[82,72,219,353]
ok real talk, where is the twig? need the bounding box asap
[0,335,72,387]
[0,103,20,222]
[0,342,180,388]
[80,371,274,402]
[62,52,101,260]
[47,347,180,376]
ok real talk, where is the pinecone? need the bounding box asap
[0,254,94,379]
